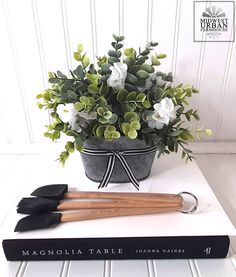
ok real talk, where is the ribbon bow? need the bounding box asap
[82,146,157,190]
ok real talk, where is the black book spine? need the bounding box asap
[2,236,230,261]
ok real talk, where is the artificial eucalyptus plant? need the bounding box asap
[37,35,211,164]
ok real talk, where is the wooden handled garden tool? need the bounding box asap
[15,205,182,232]
[31,184,182,203]
[17,196,183,214]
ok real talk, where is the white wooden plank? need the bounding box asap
[152,0,177,73]
[68,260,105,277]
[196,43,230,141]
[195,154,236,227]
[96,0,119,57]
[218,40,236,140]
[3,0,52,143]
[153,259,192,277]
[196,258,236,276]
[174,0,202,118]
[0,259,22,277]
[66,0,93,70]
[0,0,31,143]
[35,0,68,73]
[175,0,202,85]
[190,142,236,154]
[0,155,17,178]
[0,154,41,226]
[33,0,72,142]
[123,0,148,50]
[23,261,64,277]
[111,260,148,277]
[209,154,236,185]
[0,155,21,276]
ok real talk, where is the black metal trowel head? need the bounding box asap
[31,184,68,200]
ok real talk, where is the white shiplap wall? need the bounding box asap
[0,0,235,144]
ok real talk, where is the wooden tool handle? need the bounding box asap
[65,191,182,203]
[61,205,182,223]
[58,199,182,210]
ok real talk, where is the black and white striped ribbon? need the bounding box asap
[82,146,157,190]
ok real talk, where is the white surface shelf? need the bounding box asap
[0,143,236,277]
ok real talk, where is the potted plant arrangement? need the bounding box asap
[37,35,210,189]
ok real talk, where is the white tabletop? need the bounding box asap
[0,144,236,277]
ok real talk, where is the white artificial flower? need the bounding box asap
[56,103,74,123]
[147,97,176,129]
[56,104,81,132]
[107,62,128,89]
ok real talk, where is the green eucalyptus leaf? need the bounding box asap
[97,96,107,106]
[108,57,119,64]
[100,63,111,74]
[108,50,118,57]
[109,113,118,124]
[130,120,141,130]
[136,70,150,80]
[124,48,136,58]
[77,44,83,53]
[97,107,107,116]
[52,131,60,140]
[126,103,136,111]
[96,126,105,137]
[54,123,64,131]
[99,83,109,96]
[127,91,137,101]
[167,137,175,152]
[126,73,138,85]
[141,64,155,73]
[121,123,130,134]
[113,131,120,139]
[75,136,84,151]
[66,130,79,137]
[151,55,161,66]
[143,100,151,108]
[124,111,139,122]
[128,128,137,139]
[74,102,84,111]
[136,57,146,65]
[171,129,184,136]
[125,57,135,66]
[156,53,167,59]
[82,57,90,68]
[48,78,59,84]
[106,125,116,132]
[74,52,81,61]
[99,117,109,124]
[57,71,67,78]
[103,111,112,119]
[125,83,137,92]
[88,84,98,94]
[117,89,128,102]
[116,43,123,49]
[136,93,146,102]
[76,65,85,79]
[180,131,194,141]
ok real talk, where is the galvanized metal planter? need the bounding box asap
[80,137,157,188]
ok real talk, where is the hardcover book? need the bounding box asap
[1,154,235,260]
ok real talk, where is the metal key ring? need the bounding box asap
[178,191,198,214]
